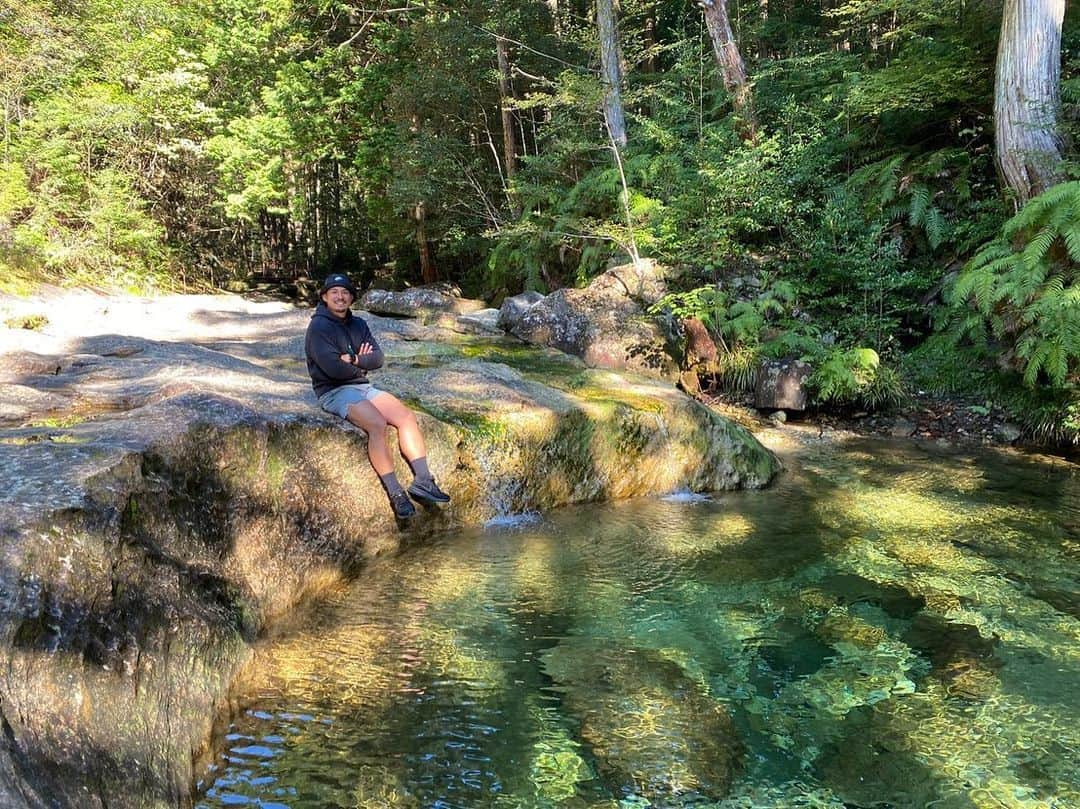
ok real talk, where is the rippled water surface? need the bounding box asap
[197,438,1079,808]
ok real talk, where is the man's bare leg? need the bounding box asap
[346,400,416,517]
[369,392,426,461]
[345,400,393,473]
[370,392,449,503]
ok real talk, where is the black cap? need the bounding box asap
[319,273,357,298]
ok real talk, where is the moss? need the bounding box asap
[3,312,49,330]
[459,342,583,378]
[0,433,88,445]
[405,397,498,434]
[22,414,90,429]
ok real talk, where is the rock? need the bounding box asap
[677,316,719,396]
[0,290,778,808]
[769,410,787,424]
[754,358,812,412]
[496,290,545,332]
[681,316,719,368]
[507,261,678,380]
[993,422,1022,443]
[587,257,669,307]
[542,639,742,801]
[889,418,916,437]
[453,308,501,335]
[359,284,486,319]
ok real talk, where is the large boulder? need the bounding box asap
[496,290,545,332]
[507,260,678,380]
[0,291,778,808]
[359,284,487,320]
[754,358,812,412]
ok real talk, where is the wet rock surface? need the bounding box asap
[0,290,777,808]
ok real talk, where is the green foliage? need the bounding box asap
[713,344,762,394]
[806,347,906,410]
[948,182,1080,389]
[655,277,904,410]
[0,0,1071,445]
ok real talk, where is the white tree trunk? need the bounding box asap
[994,0,1066,202]
[596,0,627,147]
[698,0,757,141]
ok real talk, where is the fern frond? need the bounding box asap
[1064,224,1080,263]
[925,207,947,249]
[1022,226,1057,270]
[909,185,930,227]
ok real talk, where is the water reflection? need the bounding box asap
[197,439,1079,808]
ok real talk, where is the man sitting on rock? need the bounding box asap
[305,273,450,519]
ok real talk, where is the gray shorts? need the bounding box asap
[318,384,384,419]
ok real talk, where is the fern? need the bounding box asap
[806,346,903,410]
[909,184,931,227]
[1022,226,1056,270]
[1065,223,1080,263]
[947,181,1080,389]
[925,206,947,249]
[847,149,968,253]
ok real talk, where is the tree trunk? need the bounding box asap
[414,201,437,284]
[698,0,757,142]
[994,0,1066,202]
[643,12,658,74]
[596,0,627,147]
[496,36,518,179]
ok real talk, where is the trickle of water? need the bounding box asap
[197,439,1079,809]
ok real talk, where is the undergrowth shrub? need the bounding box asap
[806,347,906,410]
[947,181,1080,388]
[654,279,906,410]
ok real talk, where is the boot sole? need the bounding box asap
[408,490,450,506]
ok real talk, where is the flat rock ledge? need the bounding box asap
[0,292,778,809]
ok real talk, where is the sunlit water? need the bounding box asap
[196,438,1079,809]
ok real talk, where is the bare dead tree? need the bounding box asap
[596,0,627,147]
[698,0,757,142]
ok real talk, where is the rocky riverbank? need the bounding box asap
[0,290,777,808]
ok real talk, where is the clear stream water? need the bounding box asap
[196,438,1078,809]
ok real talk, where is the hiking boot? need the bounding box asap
[389,491,417,519]
[408,477,451,505]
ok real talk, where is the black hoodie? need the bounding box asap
[304,302,385,397]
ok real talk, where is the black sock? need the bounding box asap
[379,471,405,496]
[408,456,432,482]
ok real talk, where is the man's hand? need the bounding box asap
[339,343,374,365]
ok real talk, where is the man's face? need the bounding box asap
[322,286,354,317]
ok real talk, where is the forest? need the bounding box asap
[1,0,1077,443]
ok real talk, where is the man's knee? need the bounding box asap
[347,406,387,433]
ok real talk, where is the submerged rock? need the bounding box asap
[0,291,777,808]
[541,639,743,802]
